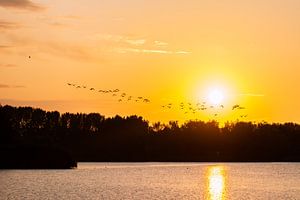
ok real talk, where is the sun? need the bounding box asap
[208,89,224,105]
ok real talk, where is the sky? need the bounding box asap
[1,0,300,124]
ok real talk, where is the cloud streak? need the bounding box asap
[0,64,17,68]
[125,39,146,46]
[115,48,191,55]
[0,21,20,29]
[0,84,25,88]
[0,0,44,11]
[154,40,168,47]
[95,34,191,55]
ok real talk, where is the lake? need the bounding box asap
[0,163,299,199]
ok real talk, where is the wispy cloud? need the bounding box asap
[115,48,191,55]
[0,21,20,29]
[0,0,44,11]
[154,40,168,47]
[125,39,146,46]
[95,34,191,55]
[0,63,17,68]
[0,45,13,48]
[96,34,146,46]
[0,84,25,88]
[141,49,171,54]
[175,51,191,54]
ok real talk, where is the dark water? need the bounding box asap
[0,163,299,199]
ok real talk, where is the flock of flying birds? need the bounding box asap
[67,83,248,119]
[67,83,150,103]
[160,101,247,118]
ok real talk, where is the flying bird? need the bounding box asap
[90,88,95,90]
[232,104,240,110]
[232,104,246,110]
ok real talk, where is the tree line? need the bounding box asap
[0,104,299,162]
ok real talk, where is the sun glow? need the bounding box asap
[208,89,224,106]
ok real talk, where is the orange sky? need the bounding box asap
[1,0,300,124]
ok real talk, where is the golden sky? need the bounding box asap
[1,0,300,123]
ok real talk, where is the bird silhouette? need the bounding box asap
[90,88,95,90]
[232,104,245,110]
[232,104,240,110]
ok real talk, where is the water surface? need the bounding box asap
[0,163,299,199]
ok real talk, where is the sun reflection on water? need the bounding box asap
[207,166,226,200]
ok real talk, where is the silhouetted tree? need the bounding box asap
[0,104,299,163]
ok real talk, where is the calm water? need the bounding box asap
[0,163,299,200]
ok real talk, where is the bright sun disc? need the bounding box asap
[208,89,224,105]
